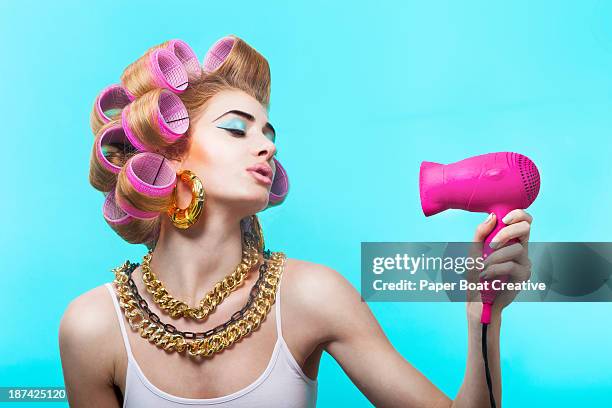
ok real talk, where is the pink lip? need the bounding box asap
[247,169,272,185]
[246,163,274,185]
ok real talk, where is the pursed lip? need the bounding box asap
[246,163,273,185]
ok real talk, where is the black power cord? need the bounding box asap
[481,323,497,408]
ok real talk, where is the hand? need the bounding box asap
[466,209,533,321]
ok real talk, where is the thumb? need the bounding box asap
[473,212,496,243]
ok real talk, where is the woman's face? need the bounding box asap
[176,89,277,214]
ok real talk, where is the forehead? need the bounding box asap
[201,89,268,123]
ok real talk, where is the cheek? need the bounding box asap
[188,139,207,163]
[186,134,245,181]
[188,130,225,164]
[188,132,219,164]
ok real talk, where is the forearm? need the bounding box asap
[452,306,502,408]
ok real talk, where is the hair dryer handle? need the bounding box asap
[480,209,519,324]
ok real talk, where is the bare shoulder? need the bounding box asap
[282,258,366,343]
[59,284,119,386]
[60,284,117,345]
[282,258,357,299]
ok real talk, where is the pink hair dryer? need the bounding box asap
[419,152,540,324]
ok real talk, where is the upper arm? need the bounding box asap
[59,287,120,408]
[293,261,451,408]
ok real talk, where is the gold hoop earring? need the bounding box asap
[167,170,205,229]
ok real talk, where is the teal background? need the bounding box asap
[1,0,611,406]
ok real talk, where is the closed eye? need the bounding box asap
[221,128,246,136]
[216,118,247,137]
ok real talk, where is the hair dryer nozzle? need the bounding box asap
[419,161,446,216]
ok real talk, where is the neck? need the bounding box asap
[146,203,260,306]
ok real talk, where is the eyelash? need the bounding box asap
[224,128,246,136]
[220,127,276,147]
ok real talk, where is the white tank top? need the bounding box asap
[104,264,318,407]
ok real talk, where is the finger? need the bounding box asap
[489,220,531,248]
[480,261,515,280]
[480,261,531,282]
[508,263,532,282]
[469,213,497,264]
[513,248,531,268]
[501,209,533,225]
[465,254,485,284]
[483,242,524,268]
[473,213,496,243]
[519,260,531,282]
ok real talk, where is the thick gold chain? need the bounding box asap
[110,251,286,358]
[140,244,261,320]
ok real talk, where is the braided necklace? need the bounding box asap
[110,249,286,358]
[140,242,260,320]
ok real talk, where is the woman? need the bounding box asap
[59,35,533,407]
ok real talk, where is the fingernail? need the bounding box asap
[479,271,487,279]
[485,213,494,223]
[502,214,513,224]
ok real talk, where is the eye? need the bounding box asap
[216,118,247,137]
[225,128,246,136]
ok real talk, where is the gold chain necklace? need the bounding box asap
[111,250,286,358]
[140,243,260,320]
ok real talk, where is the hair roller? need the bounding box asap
[165,39,201,80]
[145,39,200,79]
[266,158,290,208]
[121,48,189,99]
[103,185,135,225]
[90,84,132,135]
[121,88,189,152]
[202,35,270,107]
[103,185,161,244]
[89,124,138,192]
[202,36,235,73]
[115,152,176,219]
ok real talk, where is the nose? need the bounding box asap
[255,134,276,162]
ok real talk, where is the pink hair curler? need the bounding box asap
[166,39,201,80]
[202,36,235,73]
[104,185,161,248]
[419,152,540,324]
[125,152,177,198]
[149,48,189,93]
[115,192,160,220]
[122,48,189,99]
[103,186,134,225]
[121,104,148,152]
[95,84,132,121]
[267,158,289,207]
[95,125,136,175]
[156,90,190,142]
[121,89,189,152]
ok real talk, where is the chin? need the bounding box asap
[235,189,270,212]
[256,193,271,210]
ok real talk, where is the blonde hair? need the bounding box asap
[88,36,271,249]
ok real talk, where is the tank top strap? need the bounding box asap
[274,256,285,342]
[104,282,135,361]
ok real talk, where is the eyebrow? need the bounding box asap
[214,110,276,139]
